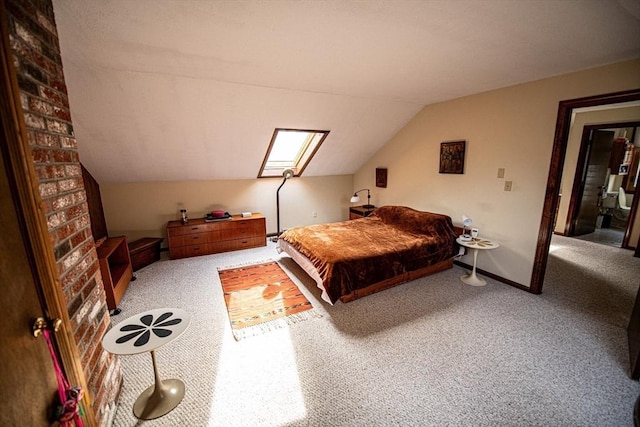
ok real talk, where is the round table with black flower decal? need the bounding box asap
[102,307,191,420]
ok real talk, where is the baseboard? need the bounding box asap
[453,260,531,292]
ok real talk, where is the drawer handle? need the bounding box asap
[192,236,199,240]
[191,227,199,230]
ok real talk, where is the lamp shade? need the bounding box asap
[350,194,360,203]
[462,215,472,227]
[282,168,294,179]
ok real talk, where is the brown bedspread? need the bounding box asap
[278,206,457,303]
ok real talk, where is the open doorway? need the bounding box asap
[531,89,640,296]
[563,124,639,248]
[532,90,640,380]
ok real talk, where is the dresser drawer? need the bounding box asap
[168,222,213,236]
[169,243,214,259]
[242,236,265,249]
[220,236,265,252]
[169,231,221,246]
[221,225,251,239]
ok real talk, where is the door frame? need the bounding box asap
[0,3,96,425]
[531,88,640,294]
[565,122,640,245]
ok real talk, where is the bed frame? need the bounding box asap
[340,258,453,302]
[338,225,463,303]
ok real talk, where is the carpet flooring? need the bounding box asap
[109,236,640,426]
[572,226,625,248]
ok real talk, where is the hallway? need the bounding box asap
[572,225,626,248]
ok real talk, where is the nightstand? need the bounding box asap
[349,205,376,220]
[456,237,499,286]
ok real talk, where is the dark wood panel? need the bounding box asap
[573,130,614,236]
[81,164,108,241]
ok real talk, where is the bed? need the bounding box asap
[276,205,458,304]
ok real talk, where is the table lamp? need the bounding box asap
[350,189,374,208]
[460,215,472,241]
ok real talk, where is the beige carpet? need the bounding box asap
[109,236,640,426]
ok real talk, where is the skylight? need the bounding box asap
[258,128,329,178]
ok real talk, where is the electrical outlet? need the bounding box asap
[312,211,317,218]
[497,168,505,178]
[504,181,512,191]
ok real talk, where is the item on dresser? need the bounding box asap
[205,211,231,222]
[167,213,266,259]
[180,209,188,224]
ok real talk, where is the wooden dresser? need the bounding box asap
[167,213,266,259]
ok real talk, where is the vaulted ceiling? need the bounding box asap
[52,0,640,184]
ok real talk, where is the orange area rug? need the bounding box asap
[217,261,320,340]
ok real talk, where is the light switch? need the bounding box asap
[497,168,505,178]
[504,181,512,191]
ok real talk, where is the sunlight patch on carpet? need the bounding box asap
[548,243,562,253]
[207,325,308,426]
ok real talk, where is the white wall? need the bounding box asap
[353,59,640,287]
[100,175,352,244]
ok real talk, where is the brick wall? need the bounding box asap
[6,0,122,424]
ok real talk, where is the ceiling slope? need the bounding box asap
[51,0,640,183]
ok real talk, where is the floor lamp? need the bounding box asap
[272,168,294,242]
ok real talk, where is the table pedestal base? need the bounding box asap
[460,271,486,286]
[134,350,185,420]
[134,378,185,419]
[460,247,486,286]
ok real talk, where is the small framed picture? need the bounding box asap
[439,140,466,174]
[619,163,629,175]
[376,168,387,188]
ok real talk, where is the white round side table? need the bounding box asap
[102,307,190,420]
[456,237,499,286]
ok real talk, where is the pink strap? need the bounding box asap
[43,329,84,427]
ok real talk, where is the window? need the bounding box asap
[258,128,329,178]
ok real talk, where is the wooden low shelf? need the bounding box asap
[128,237,163,271]
[96,236,133,310]
[167,213,266,259]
